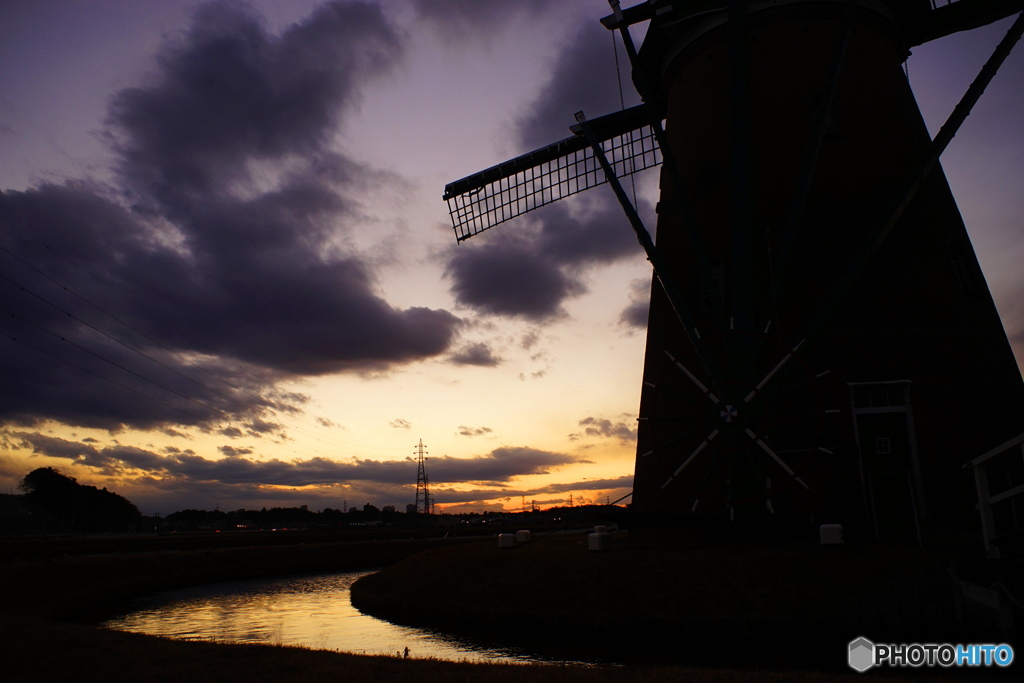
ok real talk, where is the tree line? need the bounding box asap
[18,467,141,533]
[15,467,623,534]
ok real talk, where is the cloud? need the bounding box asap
[107,0,399,204]
[441,19,649,322]
[527,475,634,495]
[516,21,639,151]
[218,445,253,457]
[0,1,462,431]
[448,342,502,367]
[520,330,541,350]
[11,432,584,486]
[569,416,638,443]
[444,193,644,321]
[389,419,412,429]
[619,299,650,329]
[410,0,552,43]
[619,277,651,329]
[244,417,282,436]
[3,430,626,513]
[429,474,634,506]
[427,447,586,483]
[445,229,582,320]
[519,369,548,381]
[456,425,492,437]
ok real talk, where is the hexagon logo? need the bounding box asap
[848,637,875,672]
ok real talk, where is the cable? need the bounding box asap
[3,332,209,424]
[0,280,350,460]
[0,299,226,417]
[0,268,250,412]
[0,211,409,455]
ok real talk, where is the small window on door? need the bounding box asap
[698,262,725,315]
[876,437,891,455]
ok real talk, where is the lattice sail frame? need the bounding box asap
[443,104,662,242]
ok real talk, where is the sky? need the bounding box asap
[1,0,1022,516]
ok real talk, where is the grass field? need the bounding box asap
[0,529,1016,681]
[350,531,989,668]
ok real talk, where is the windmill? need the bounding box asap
[443,1,1024,539]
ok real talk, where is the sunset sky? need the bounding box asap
[1,0,1022,516]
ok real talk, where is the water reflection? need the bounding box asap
[102,570,593,665]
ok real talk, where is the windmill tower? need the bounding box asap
[414,438,432,515]
[443,1,1024,541]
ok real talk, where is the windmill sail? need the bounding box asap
[443,104,661,242]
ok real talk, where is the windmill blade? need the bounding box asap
[797,10,1024,349]
[905,0,1024,46]
[442,104,661,242]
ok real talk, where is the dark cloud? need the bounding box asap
[244,417,282,436]
[0,1,461,431]
[4,430,627,513]
[1011,325,1024,348]
[569,416,638,443]
[427,447,586,483]
[619,277,651,329]
[107,0,398,205]
[516,21,639,151]
[619,299,650,328]
[442,18,648,321]
[448,342,502,367]
[446,231,581,320]
[527,475,634,495]
[218,445,253,457]
[430,474,633,506]
[12,432,584,487]
[444,193,643,320]
[410,0,551,42]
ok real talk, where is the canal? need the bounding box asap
[101,569,604,665]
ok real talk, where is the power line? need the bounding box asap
[1,311,346,462]
[2,332,209,424]
[0,271,347,459]
[0,269,249,413]
[0,241,262,403]
[0,210,410,456]
[0,298,228,419]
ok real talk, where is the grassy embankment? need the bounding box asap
[0,530,1014,682]
[352,531,996,667]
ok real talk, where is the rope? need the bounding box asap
[613,28,626,111]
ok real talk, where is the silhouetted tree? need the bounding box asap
[19,467,141,532]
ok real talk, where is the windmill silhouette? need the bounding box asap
[444,1,1024,539]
